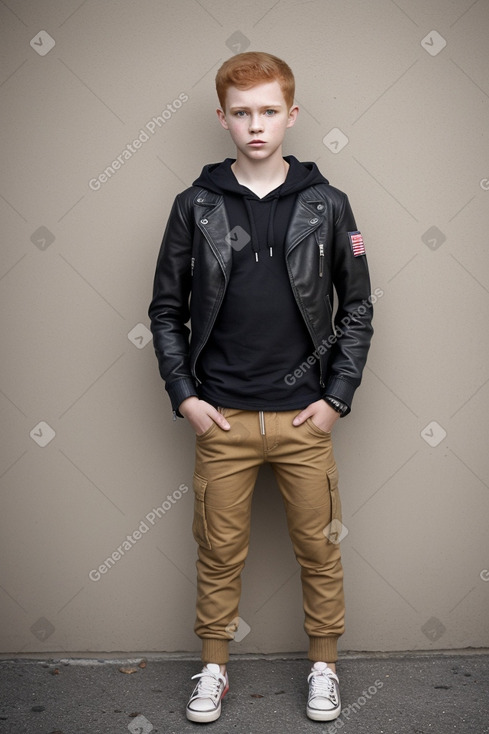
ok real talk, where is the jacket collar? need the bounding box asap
[192,186,327,267]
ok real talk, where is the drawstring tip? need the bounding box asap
[269,247,273,257]
[255,252,259,262]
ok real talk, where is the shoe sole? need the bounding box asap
[186,704,222,723]
[306,704,341,721]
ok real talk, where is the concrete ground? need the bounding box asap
[0,651,488,734]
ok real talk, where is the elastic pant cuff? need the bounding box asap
[201,638,229,664]
[308,636,338,663]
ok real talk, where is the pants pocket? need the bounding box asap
[305,417,332,438]
[325,464,344,544]
[196,421,219,439]
[192,472,212,550]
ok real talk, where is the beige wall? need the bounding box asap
[1,0,488,656]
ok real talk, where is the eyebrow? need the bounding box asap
[228,104,283,111]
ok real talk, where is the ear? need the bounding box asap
[286,104,299,129]
[216,108,229,130]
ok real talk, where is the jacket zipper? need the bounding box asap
[191,222,229,386]
[286,229,326,388]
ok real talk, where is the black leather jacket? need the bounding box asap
[149,182,374,416]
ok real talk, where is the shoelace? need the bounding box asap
[308,671,338,704]
[190,669,225,701]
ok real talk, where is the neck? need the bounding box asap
[232,149,288,189]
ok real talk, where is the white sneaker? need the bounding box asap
[186,663,229,723]
[306,661,341,721]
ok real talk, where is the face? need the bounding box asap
[216,80,298,162]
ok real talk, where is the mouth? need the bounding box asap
[248,140,266,145]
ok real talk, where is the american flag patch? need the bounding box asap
[348,231,366,257]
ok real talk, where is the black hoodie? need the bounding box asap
[193,155,330,411]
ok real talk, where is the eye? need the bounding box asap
[265,109,277,116]
[234,110,247,117]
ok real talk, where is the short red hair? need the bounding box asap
[215,52,295,111]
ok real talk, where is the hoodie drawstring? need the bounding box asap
[244,197,279,263]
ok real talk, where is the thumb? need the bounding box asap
[292,407,312,426]
[211,408,231,430]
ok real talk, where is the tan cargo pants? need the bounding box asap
[191,407,345,665]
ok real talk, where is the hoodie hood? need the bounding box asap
[192,155,329,197]
[192,156,329,261]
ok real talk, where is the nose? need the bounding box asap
[249,114,264,133]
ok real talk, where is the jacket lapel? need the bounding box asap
[285,188,327,255]
[194,190,232,279]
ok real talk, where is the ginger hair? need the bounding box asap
[215,52,295,111]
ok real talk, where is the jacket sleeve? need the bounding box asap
[323,194,374,413]
[148,192,199,414]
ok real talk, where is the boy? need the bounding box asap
[148,52,373,723]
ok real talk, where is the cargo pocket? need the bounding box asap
[192,473,212,550]
[324,464,345,545]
